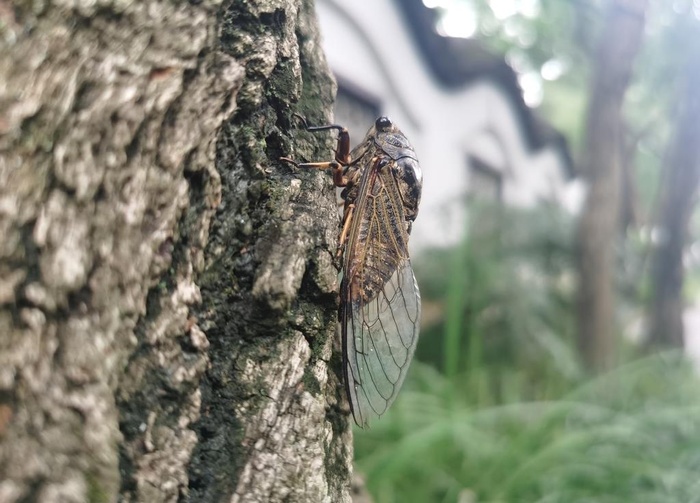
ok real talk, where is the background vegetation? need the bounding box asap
[355,1,700,501]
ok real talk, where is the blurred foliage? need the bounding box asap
[434,0,700,215]
[354,204,700,502]
[351,2,700,502]
[355,353,700,503]
[414,202,580,387]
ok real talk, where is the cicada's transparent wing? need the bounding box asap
[342,258,421,427]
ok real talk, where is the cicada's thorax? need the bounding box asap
[375,130,423,230]
[340,124,424,305]
[340,126,423,235]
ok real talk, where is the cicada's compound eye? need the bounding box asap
[375,116,393,131]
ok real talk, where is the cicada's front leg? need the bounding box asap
[279,115,352,188]
[280,115,357,259]
[280,158,350,189]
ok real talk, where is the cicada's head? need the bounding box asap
[375,116,394,132]
[370,115,415,161]
[376,116,407,136]
[365,116,399,138]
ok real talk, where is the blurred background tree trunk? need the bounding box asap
[576,0,648,371]
[648,49,700,349]
[0,1,351,502]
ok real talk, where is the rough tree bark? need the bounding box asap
[576,0,648,371]
[0,1,351,502]
[648,54,700,349]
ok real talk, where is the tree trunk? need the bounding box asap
[576,0,648,371]
[0,1,351,502]
[648,55,700,348]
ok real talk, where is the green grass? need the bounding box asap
[355,355,700,503]
[354,204,700,503]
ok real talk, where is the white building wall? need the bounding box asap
[315,0,581,250]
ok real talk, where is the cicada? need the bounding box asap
[281,115,422,427]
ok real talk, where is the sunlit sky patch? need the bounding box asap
[541,58,568,81]
[518,71,543,106]
[424,0,479,38]
[489,0,518,20]
[423,0,542,24]
[422,0,547,107]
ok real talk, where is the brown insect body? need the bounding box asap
[282,116,422,427]
[342,119,421,300]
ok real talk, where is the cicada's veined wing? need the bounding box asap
[340,152,422,428]
[341,259,421,427]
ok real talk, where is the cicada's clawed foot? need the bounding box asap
[291,112,309,130]
[282,158,341,172]
[279,156,299,167]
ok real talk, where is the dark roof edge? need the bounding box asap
[394,0,574,177]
